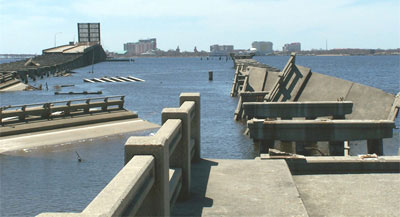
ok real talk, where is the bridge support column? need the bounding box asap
[256,139,274,154]
[367,139,383,155]
[329,115,346,156]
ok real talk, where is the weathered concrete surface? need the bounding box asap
[0,118,159,154]
[293,173,400,217]
[172,159,308,216]
[297,72,395,120]
[247,67,268,91]
[263,69,281,92]
[243,101,353,119]
[248,119,394,141]
[260,155,400,174]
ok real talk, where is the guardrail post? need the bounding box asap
[125,137,169,216]
[162,107,191,199]
[120,96,125,109]
[65,101,71,116]
[0,107,3,125]
[180,93,201,162]
[41,103,51,119]
[19,106,26,121]
[84,99,90,113]
[102,97,108,111]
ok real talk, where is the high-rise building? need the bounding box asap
[283,42,301,52]
[124,38,157,55]
[210,44,234,56]
[251,41,273,55]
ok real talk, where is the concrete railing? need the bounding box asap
[233,67,270,121]
[0,72,15,83]
[234,90,269,121]
[37,92,200,217]
[265,52,296,102]
[230,64,244,97]
[124,92,200,216]
[248,119,395,156]
[0,96,125,124]
[243,101,353,120]
[243,101,354,155]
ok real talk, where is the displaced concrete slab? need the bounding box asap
[345,82,394,120]
[293,173,400,216]
[172,159,308,216]
[263,70,281,92]
[297,72,396,120]
[297,72,353,102]
[247,67,268,91]
[0,110,138,137]
[0,118,159,154]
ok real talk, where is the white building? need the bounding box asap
[210,44,234,56]
[251,41,273,55]
[283,42,301,52]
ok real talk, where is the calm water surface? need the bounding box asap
[0,56,399,216]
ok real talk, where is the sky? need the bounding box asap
[0,0,399,54]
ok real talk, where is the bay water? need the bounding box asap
[0,55,399,216]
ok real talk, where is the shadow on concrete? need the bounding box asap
[172,159,218,217]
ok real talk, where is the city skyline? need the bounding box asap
[0,0,399,54]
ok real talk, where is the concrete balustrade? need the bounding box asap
[243,101,354,155]
[0,96,125,124]
[36,93,200,217]
[230,64,244,97]
[124,92,200,216]
[233,66,270,121]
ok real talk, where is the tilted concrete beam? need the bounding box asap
[243,101,353,119]
[247,119,394,141]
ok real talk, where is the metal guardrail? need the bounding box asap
[0,96,125,124]
[0,72,16,83]
[37,92,201,217]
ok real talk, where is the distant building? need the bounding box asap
[210,44,234,56]
[124,38,157,55]
[251,41,273,55]
[283,42,301,52]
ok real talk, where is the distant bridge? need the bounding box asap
[0,54,37,59]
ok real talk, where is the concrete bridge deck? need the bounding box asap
[172,158,400,217]
[172,159,308,216]
[0,110,159,154]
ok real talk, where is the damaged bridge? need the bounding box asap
[231,53,399,156]
[0,43,107,90]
